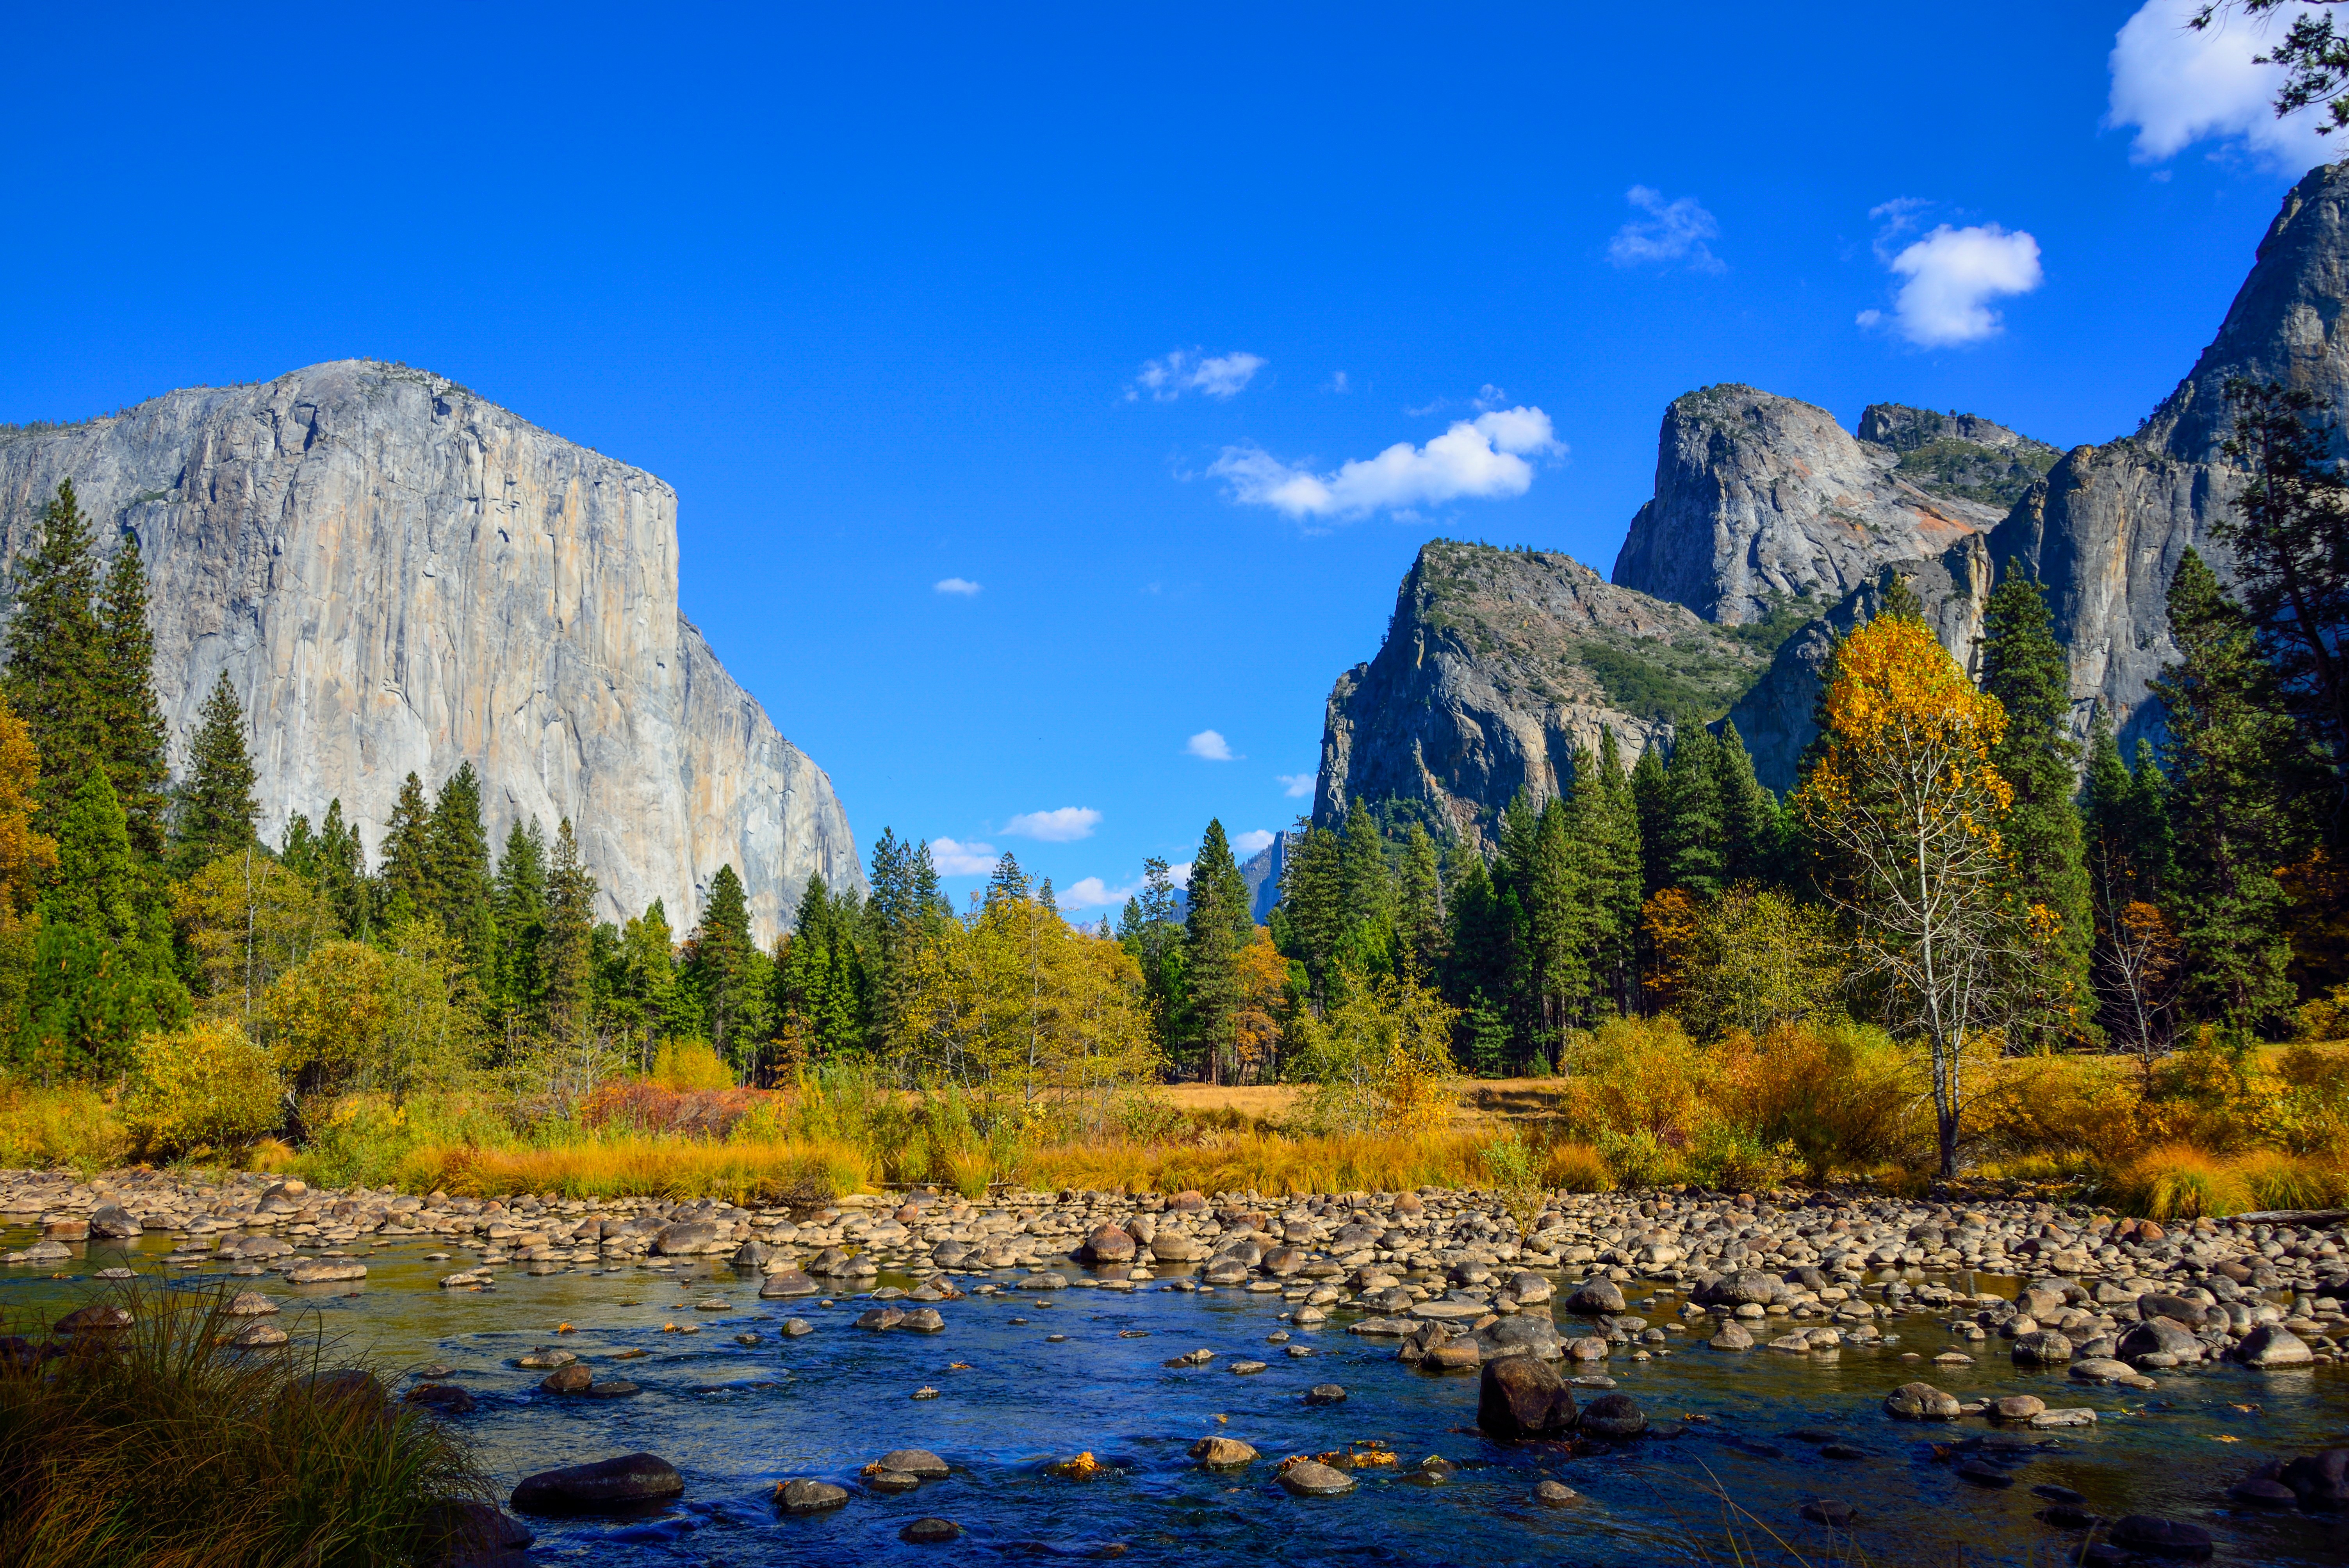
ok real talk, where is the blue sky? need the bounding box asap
[0,2,2336,914]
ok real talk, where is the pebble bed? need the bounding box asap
[5,1167,2348,1565]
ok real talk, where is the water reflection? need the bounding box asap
[4,1228,2344,1566]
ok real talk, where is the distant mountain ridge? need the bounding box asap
[1314,159,2349,824]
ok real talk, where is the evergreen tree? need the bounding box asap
[615,898,683,1070]
[373,772,432,924]
[168,672,259,879]
[2,481,105,816]
[1979,562,2093,1000]
[986,850,1031,906]
[1119,854,1188,1049]
[1589,730,1647,1012]
[315,800,370,937]
[2082,711,2180,1053]
[426,763,494,971]
[2153,548,2306,1032]
[1274,823,1346,1011]
[492,819,549,1042]
[1660,726,1726,896]
[1711,721,1782,887]
[1182,819,1250,1082]
[93,531,169,860]
[1630,740,1671,896]
[684,863,767,1076]
[1440,854,1515,1072]
[1524,792,1592,1050]
[1395,821,1445,977]
[2210,378,2349,832]
[540,818,598,1043]
[21,768,188,1080]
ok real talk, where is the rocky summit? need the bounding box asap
[1316,160,2349,811]
[0,360,858,941]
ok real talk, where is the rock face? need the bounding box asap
[0,360,857,941]
[1314,541,1761,848]
[1989,160,2349,755]
[1611,386,2032,625]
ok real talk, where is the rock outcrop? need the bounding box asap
[1314,541,1765,847]
[0,360,857,941]
[1989,159,2349,752]
[1610,385,2037,625]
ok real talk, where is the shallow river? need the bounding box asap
[4,1225,2344,1566]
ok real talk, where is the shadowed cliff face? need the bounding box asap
[0,359,858,943]
[1314,542,1762,850]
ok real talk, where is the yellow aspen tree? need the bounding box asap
[1794,613,2021,1178]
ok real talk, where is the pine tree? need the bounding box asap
[2154,548,2306,1032]
[2082,711,2180,1055]
[540,818,598,1043]
[315,800,370,937]
[2211,378,2349,830]
[1711,721,1782,887]
[93,531,169,861]
[1630,740,1671,896]
[426,763,494,972]
[1661,726,1726,896]
[2,481,105,816]
[1183,819,1250,1082]
[1395,821,1445,977]
[986,851,1031,906]
[684,863,766,1075]
[1590,729,1647,1012]
[1524,792,1592,1048]
[1121,854,1189,1050]
[1979,563,2093,1001]
[617,898,682,1071]
[169,672,259,879]
[1274,823,1346,1011]
[492,819,549,1041]
[373,771,433,924]
[48,769,150,941]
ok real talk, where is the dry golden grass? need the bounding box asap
[1016,1128,1607,1196]
[404,1135,872,1202]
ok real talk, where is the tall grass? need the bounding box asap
[0,1281,486,1567]
[405,1133,873,1202]
[2106,1143,2255,1220]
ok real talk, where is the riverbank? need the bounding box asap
[7,1169,2349,1564]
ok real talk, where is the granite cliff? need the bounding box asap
[1987,158,2349,753]
[1313,542,1769,850]
[0,359,858,943]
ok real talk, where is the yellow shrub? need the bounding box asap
[0,1078,128,1170]
[1540,1140,1613,1192]
[121,1018,282,1157]
[651,1038,734,1091]
[2108,1143,2253,1220]
[1557,1015,1710,1147]
[1976,1052,2147,1163]
[2233,1148,2349,1211]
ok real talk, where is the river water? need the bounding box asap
[4,1225,2344,1566]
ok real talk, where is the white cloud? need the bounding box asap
[1858,223,2043,347]
[1059,875,1136,909]
[1211,406,1565,522]
[931,836,997,875]
[1326,371,1350,393]
[1232,828,1276,856]
[1186,729,1238,761]
[1128,348,1267,402]
[933,577,982,597]
[1167,861,1193,889]
[1276,772,1316,798]
[1608,185,1724,272]
[1002,806,1101,843]
[2108,0,2331,167]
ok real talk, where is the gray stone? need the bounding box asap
[1478,1354,1577,1439]
[2234,1323,2313,1367]
[776,1478,848,1514]
[1277,1459,1355,1496]
[1191,1436,1258,1468]
[510,1452,684,1515]
[1882,1382,1959,1420]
